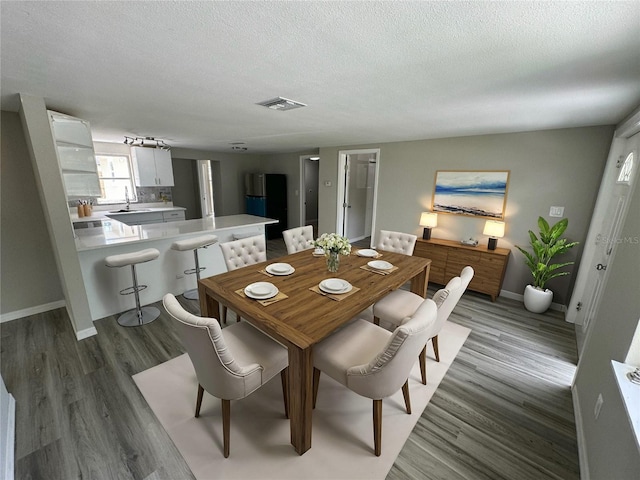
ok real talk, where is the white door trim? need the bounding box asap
[336,148,380,245]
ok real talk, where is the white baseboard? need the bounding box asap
[0,301,97,340]
[499,290,567,313]
[0,300,66,323]
[76,327,98,341]
[572,385,590,480]
[2,393,15,480]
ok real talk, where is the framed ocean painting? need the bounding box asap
[432,170,510,219]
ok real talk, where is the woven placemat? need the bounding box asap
[309,284,361,301]
[359,264,399,276]
[235,288,288,306]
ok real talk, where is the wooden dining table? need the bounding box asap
[198,248,431,455]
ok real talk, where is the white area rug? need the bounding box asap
[133,321,470,480]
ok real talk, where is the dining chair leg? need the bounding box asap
[312,367,321,409]
[432,335,440,362]
[195,384,204,417]
[221,305,228,324]
[373,399,382,457]
[222,399,230,458]
[401,380,411,414]
[373,316,380,326]
[419,346,427,385]
[281,368,289,418]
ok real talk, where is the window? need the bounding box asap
[617,152,634,184]
[95,154,136,204]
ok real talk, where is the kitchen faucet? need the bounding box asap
[125,186,130,211]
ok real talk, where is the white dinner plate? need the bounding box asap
[244,282,278,299]
[368,260,393,270]
[266,263,294,275]
[319,278,352,294]
[357,249,379,257]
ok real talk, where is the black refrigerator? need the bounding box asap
[244,173,288,239]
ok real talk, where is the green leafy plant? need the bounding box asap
[516,217,579,290]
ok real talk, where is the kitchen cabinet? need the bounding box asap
[163,210,185,222]
[106,208,185,226]
[48,110,101,197]
[131,147,174,187]
[414,238,510,301]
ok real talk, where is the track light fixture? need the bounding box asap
[123,136,171,150]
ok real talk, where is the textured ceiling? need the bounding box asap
[2,1,639,153]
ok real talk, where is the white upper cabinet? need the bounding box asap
[131,147,174,187]
[48,110,101,197]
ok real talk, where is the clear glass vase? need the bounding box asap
[326,250,340,273]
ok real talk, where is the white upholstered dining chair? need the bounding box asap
[373,266,474,384]
[376,230,417,255]
[162,293,289,458]
[282,225,315,254]
[219,234,267,323]
[312,298,437,456]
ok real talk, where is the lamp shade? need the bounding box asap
[420,212,438,228]
[483,220,505,238]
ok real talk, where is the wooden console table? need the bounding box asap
[414,238,510,301]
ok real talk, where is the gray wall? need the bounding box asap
[1,111,63,314]
[169,147,264,216]
[317,126,614,305]
[261,151,319,231]
[171,158,201,219]
[572,140,640,478]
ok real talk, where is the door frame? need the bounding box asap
[196,159,215,217]
[299,155,319,227]
[566,120,639,355]
[336,148,380,245]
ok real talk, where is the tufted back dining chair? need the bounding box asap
[282,226,315,254]
[376,230,417,255]
[312,298,437,456]
[162,294,289,458]
[219,234,267,323]
[219,234,267,271]
[373,266,474,384]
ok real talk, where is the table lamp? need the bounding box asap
[483,220,505,250]
[420,212,438,240]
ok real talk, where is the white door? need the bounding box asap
[336,149,379,243]
[197,160,215,217]
[567,132,639,352]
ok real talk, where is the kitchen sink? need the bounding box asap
[108,209,152,213]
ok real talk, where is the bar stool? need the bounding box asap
[105,248,161,327]
[170,234,218,300]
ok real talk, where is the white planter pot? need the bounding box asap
[523,285,553,313]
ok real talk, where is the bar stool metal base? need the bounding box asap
[183,288,199,300]
[117,306,161,327]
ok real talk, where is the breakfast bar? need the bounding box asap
[75,214,277,320]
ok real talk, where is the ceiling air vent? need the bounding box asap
[257,97,307,111]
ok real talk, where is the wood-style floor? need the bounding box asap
[0,238,579,480]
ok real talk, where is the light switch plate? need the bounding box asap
[549,206,564,217]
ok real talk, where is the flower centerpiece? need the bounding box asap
[314,233,351,273]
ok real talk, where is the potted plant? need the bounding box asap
[516,217,579,313]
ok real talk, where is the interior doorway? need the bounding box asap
[336,149,380,244]
[172,158,220,219]
[300,155,319,236]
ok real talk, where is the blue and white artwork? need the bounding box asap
[432,171,509,219]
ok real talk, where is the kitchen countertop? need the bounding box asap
[74,214,278,251]
[70,204,186,224]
